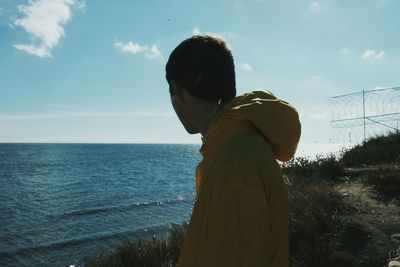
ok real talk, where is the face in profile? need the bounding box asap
[169,81,199,134]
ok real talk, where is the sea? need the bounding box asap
[0,144,202,267]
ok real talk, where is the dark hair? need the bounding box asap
[165,35,236,103]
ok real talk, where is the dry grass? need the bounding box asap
[288,179,348,266]
[363,166,400,197]
[84,223,186,267]
[340,131,400,167]
[281,154,344,183]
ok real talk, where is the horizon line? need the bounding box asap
[0,141,202,145]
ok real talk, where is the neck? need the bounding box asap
[200,101,223,137]
[184,90,226,138]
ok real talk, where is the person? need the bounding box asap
[165,34,301,267]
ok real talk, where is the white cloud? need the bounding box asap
[361,49,386,60]
[309,112,328,120]
[147,45,162,59]
[14,44,51,57]
[0,114,59,121]
[310,1,320,13]
[374,85,392,91]
[13,0,81,58]
[190,27,232,41]
[0,110,174,121]
[115,42,145,54]
[312,75,322,81]
[192,27,202,35]
[115,41,162,59]
[338,48,351,56]
[378,0,394,5]
[241,62,252,71]
[233,1,244,11]
[61,110,173,118]
[76,0,86,11]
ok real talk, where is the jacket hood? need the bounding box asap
[203,90,301,162]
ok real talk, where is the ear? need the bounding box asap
[170,80,186,103]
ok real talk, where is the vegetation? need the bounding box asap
[281,153,344,183]
[84,223,186,267]
[340,131,400,167]
[364,166,400,197]
[84,132,400,267]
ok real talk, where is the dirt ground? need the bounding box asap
[335,167,400,266]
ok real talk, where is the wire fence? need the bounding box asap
[330,87,400,143]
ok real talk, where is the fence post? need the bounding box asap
[363,89,366,142]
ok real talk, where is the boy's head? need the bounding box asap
[165,35,236,104]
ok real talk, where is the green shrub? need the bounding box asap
[282,154,344,183]
[84,223,187,267]
[364,167,400,197]
[289,180,349,266]
[340,132,400,167]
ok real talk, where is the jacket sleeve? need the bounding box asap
[201,163,278,267]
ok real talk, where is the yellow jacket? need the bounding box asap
[178,90,301,267]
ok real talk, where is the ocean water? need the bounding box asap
[0,144,202,267]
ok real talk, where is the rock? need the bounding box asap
[388,260,400,267]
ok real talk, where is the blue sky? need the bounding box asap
[0,0,399,151]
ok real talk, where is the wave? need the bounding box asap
[0,222,181,260]
[53,197,187,219]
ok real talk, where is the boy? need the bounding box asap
[165,35,301,267]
